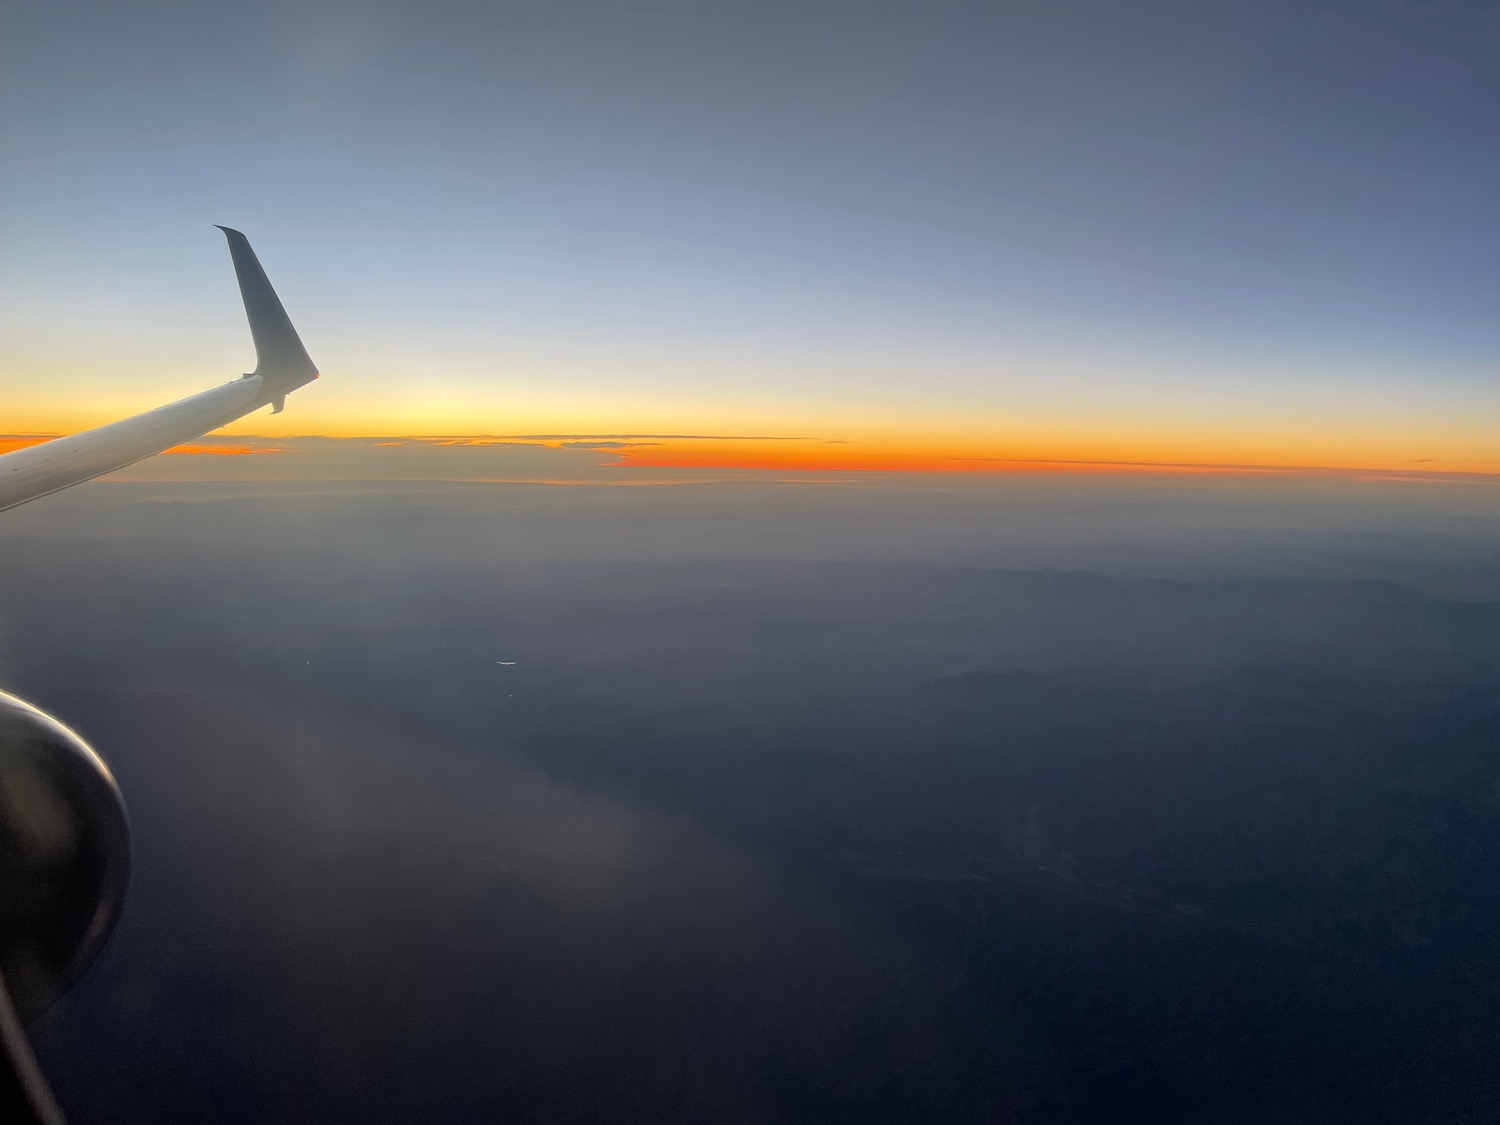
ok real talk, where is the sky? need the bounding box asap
[3,0,1500,475]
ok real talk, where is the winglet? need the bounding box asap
[215,226,319,395]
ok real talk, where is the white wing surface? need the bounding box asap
[0,228,318,513]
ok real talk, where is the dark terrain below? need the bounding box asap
[3,481,1499,1122]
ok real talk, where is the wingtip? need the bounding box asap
[215,226,318,392]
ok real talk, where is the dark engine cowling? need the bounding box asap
[0,692,129,1025]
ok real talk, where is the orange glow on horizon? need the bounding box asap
[0,436,286,457]
[162,443,287,456]
[599,437,1500,479]
[0,437,49,455]
[608,445,1301,475]
[5,429,1500,483]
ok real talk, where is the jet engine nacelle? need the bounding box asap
[0,691,128,1025]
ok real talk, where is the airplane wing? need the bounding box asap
[0,227,318,514]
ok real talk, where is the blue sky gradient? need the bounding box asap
[4,1,1499,468]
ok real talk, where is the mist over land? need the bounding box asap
[6,474,1500,1122]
